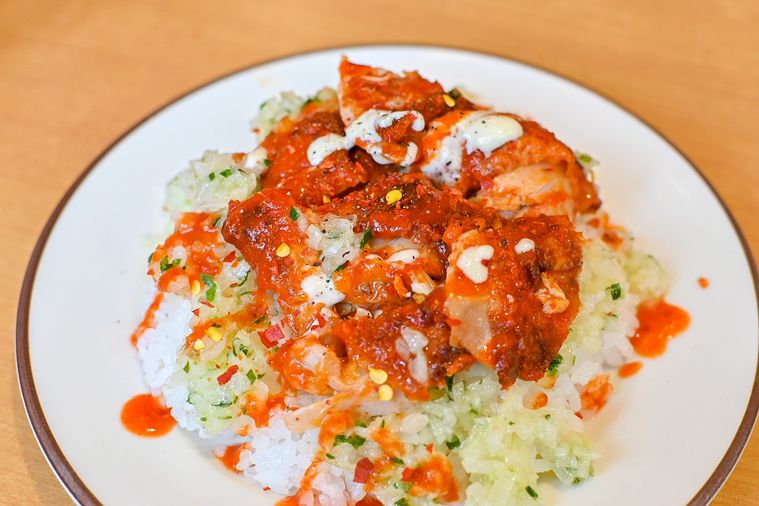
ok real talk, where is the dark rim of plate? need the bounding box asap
[15,43,759,506]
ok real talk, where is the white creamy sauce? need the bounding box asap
[307,109,425,166]
[386,248,420,264]
[456,245,495,284]
[301,274,345,306]
[420,111,523,186]
[515,238,535,254]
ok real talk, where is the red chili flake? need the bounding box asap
[426,443,434,453]
[402,467,415,482]
[223,251,236,263]
[314,312,327,328]
[200,300,215,308]
[192,309,200,317]
[353,457,374,484]
[217,365,239,385]
[258,324,284,348]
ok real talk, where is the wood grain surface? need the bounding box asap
[2,0,757,504]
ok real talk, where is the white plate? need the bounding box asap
[17,45,759,505]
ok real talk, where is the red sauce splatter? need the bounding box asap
[698,277,710,288]
[618,361,643,378]
[630,299,690,357]
[581,374,613,413]
[318,411,355,449]
[372,426,404,458]
[218,444,244,473]
[530,392,548,409]
[121,394,175,437]
[401,454,459,501]
[356,496,384,506]
[353,457,374,484]
[130,293,163,347]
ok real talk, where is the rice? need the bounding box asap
[133,75,670,505]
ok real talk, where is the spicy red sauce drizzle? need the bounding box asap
[630,299,690,358]
[218,444,245,473]
[121,393,175,437]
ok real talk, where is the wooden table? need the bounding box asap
[2,0,757,503]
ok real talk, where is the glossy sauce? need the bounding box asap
[630,299,690,357]
[698,276,710,288]
[130,293,164,346]
[121,394,175,437]
[618,361,643,378]
[218,444,244,473]
[401,454,459,501]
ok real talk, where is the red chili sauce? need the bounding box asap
[121,394,175,437]
[630,299,691,358]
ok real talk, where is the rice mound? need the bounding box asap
[135,88,668,506]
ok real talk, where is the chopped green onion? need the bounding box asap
[395,499,410,506]
[356,420,367,428]
[447,88,462,99]
[220,168,234,177]
[444,375,454,391]
[325,453,335,459]
[578,153,594,164]
[208,172,216,181]
[263,158,271,167]
[200,274,217,302]
[246,370,257,383]
[360,230,373,248]
[334,261,348,272]
[547,354,563,376]
[526,485,539,499]
[183,362,190,373]
[607,282,622,300]
[391,457,404,465]
[289,207,300,221]
[334,434,366,448]
[159,256,181,272]
[445,435,461,450]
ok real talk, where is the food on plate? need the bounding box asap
[126,58,688,505]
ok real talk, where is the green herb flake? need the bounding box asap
[334,434,366,449]
[447,88,462,99]
[334,261,348,272]
[289,207,300,221]
[246,369,257,383]
[325,453,335,459]
[607,282,622,300]
[200,416,207,422]
[220,168,234,177]
[572,477,583,485]
[183,362,190,373]
[200,274,217,302]
[208,172,216,181]
[395,499,410,506]
[263,158,271,168]
[578,153,594,164]
[213,215,222,227]
[526,485,539,499]
[159,256,181,272]
[544,414,551,420]
[356,420,368,428]
[444,375,454,391]
[360,230,373,249]
[547,354,563,376]
[148,251,154,263]
[445,435,461,450]
[391,457,404,465]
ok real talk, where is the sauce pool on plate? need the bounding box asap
[121,393,176,437]
[630,299,690,358]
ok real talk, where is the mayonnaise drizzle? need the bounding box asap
[420,111,523,186]
[307,109,425,166]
